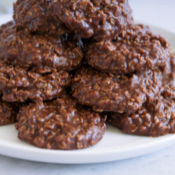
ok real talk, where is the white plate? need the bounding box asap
[0,15,175,164]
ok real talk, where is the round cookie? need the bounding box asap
[52,0,133,41]
[0,64,70,102]
[108,97,175,137]
[71,67,163,114]
[16,96,107,150]
[13,0,68,34]
[0,100,20,126]
[0,21,84,74]
[108,53,175,137]
[86,25,171,75]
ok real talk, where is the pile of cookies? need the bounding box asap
[0,0,175,150]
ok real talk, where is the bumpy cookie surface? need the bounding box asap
[108,97,175,137]
[0,64,70,102]
[0,21,84,73]
[16,96,107,150]
[86,25,170,75]
[53,0,133,41]
[72,67,163,114]
[13,0,68,34]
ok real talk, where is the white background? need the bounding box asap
[0,0,175,174]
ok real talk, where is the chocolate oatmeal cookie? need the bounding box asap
[52,0,133,41]
[0,100,20,126]
[13,0,68,34]
[108,53,175,137]
[0,21,84,73]
[108,96,175,137]
[72,67,162,114]
[0,65,70,102]
[86,25,171,75]
[16,96,107,150]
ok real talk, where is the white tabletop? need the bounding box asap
[0,0,175,174]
